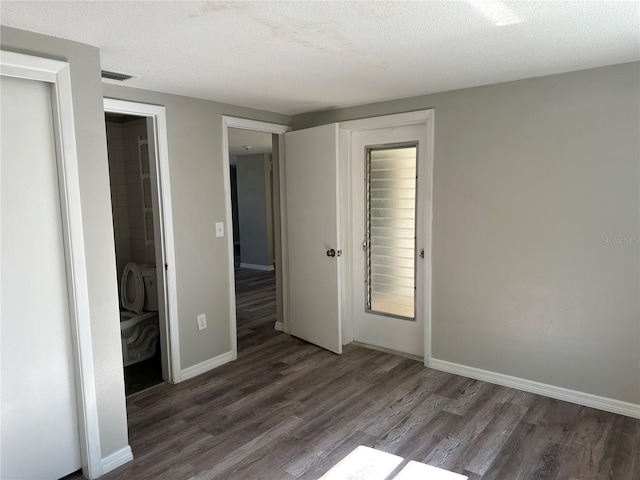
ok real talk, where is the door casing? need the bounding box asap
[221,117,292,359]
[351,126,427,356]
[339,110,435,366]
[1,50,103,478]
[103,98,180,383]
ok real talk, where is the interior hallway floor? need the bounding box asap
[234,267,279,353]
[92,268,638,479]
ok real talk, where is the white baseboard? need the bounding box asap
[240,262,274,271]
[181,351,234,381]
[274,321,284,331]
[102,445,133,475]
[429,358,640,419]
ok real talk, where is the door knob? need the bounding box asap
[326,248,336,257]
[419,248,424,258]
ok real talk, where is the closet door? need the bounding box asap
[284,124,342,354]
[1,75,82,479]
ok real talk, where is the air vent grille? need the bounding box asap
[101,70,133,81]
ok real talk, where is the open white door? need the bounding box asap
[284,124,342,354]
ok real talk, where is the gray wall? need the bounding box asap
[101,85,288,371]
[236,153,273,267]
[1,26,129,458]
[294,62,640,405]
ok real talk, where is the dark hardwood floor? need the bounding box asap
[97,268,639,480]
[234,267,279,352]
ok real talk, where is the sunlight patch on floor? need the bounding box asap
[318,446,467,480]
[393,460,468,479]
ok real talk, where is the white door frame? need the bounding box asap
[103,98,182,382]
[339,110,435,366]
[1,50,103,478]
[221,116,291,359]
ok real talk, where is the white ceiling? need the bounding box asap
[2,1,638,115]
[228,127,273,158]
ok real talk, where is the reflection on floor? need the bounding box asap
[124,347,163,396]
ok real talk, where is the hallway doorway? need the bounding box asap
[227,128,278,353]
[222,118,291,357]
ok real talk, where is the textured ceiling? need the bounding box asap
[1,1,638,115]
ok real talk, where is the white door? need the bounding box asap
[284,124,342,354]
[146,116,170,381]
[1,76,82,478]
[351,125,429,357]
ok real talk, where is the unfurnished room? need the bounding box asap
[0,1,638,479]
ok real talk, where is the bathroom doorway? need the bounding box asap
[105,112,162,394]
[104,99,179,395]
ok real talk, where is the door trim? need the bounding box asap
[1,50,103,478]
[103,98,181,383]
[221,116,291,360]
[339,110,435,366]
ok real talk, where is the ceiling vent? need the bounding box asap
[101,70,133,81]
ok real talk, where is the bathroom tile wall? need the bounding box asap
[121,119,156,267]
[106,121,131,279]
[106,118,156,282]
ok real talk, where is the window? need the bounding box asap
[365,144,417,320]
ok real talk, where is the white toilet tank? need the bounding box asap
[120,263,160,367]
[121,263,158,313]
[141,266,158,311]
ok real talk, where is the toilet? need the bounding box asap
[120,262,160,367]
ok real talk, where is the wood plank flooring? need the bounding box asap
[99,268,639,480]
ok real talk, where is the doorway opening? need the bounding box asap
[340,112,434,362]
[222,117,291,358]
[104,112,165,394]
[228,128,280,352]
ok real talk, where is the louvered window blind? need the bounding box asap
[366,145,417,319]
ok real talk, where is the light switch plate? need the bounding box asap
[215,222,224,237]
[197,313,207,331]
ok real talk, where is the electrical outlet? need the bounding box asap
[215,222,224,237]
[197,313,207,331]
